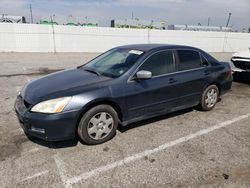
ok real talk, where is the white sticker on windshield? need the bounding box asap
[129,50,144,55]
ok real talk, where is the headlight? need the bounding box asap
[31,97,72,114]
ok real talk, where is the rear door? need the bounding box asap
[173,49,211,108]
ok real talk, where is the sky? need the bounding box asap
[0,0,249,31]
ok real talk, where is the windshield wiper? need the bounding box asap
[83,68,101,76]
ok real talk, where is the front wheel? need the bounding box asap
[198,85,219,111]
[77,105,118,145]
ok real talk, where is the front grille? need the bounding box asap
[232,61,250,70]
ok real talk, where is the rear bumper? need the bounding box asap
[15,97,80,141]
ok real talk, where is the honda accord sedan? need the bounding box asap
[15,44,233,145]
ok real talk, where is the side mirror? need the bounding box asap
[135,70,152,80]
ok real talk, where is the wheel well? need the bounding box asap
[210,82,221,95]
[75,100,123,133]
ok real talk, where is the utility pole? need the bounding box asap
[50,15,56,53]
[29,4,33,24]
[226,12,232,27]
[132,11,134,20]
[207,17,210,26]
[2,14,7,19]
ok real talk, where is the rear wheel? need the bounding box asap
[77,105,118,145]
[198,85,219,111]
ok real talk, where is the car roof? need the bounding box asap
[116,44,199,52]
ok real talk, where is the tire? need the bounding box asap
[77,105,118,145]
[198,85,219,111]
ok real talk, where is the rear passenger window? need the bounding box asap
[177,50,202,71]
[140,51,175,76]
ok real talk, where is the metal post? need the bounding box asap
[50,15,56,54]
[29,4,33,24]
[226,13,232,27]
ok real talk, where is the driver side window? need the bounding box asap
[139,50,175,76]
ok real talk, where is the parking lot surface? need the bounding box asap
[0,52,250,188]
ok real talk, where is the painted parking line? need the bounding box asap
[27,147,41,153]
[20,146,49,157]
[54,155,69,186]
[19,170,49,183]
[53,113,250,188]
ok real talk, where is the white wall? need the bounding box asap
[0,23,249,53]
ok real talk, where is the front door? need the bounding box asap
[125,50,180,120]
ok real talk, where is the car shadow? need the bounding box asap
[27,106,210,148]
[27,135,79,149]
[118,108,194,133]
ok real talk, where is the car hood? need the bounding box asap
[232,50,250,59]
[21,68,112,104]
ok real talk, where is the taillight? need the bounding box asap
[228,66,233,75]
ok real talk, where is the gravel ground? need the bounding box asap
[0,52,250,188]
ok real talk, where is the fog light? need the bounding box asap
[31,127,45,134]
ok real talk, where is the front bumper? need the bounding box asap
[230,60,250,81]
[14,96,80,141]
[233,71,250,81]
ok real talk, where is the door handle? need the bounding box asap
[168,78,177,84]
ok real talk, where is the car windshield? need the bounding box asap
[82,48,144,78]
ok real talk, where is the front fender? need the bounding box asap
[64,87,112,112]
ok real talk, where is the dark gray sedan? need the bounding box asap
[15,44,233,144]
